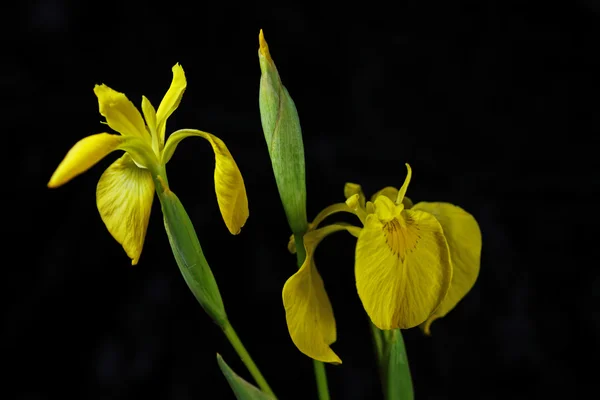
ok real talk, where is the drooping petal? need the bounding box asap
[48,133,123,188]
[355,196,452,330]
[93,84,149,140]
[156,63,186,148]
[412,202,482,334]
[311,203,357,230]
[282,224,360,364]
[96,153,155,265]
[283,259,339,364]
[163,129,248,234]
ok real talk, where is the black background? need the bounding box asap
[6,1,599,399]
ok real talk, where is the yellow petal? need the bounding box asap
[355,197,452,330]
[370,186,398,203]
[311,203,357,230]
[48,133,123,188]
[156,64,186,148]
[371,187,413,209]
[282,224,358,364]
[283,259,340,364]
[93,84,149,140]
[96,153,155,265]
[163,129,248,234]
[344,182,366,209]
[259,29,273,64]
[141,95,158,154]
[396,163,412,204]
[413,202,482,334]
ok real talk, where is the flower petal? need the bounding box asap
[163,129,248,234]
[283,259,340,364]
[412,202,482,334]
[141,95,159,154]
[396,163,412,204]
[48,133,123,188]
[355,202,452,330]
[93,84,149,140]
[156,63,186,148]
[283,224,358,364]
[370,187,413,209]
[344,182,366,209]
[311,203,357,230]
[96,153,155,265]
[370,186,396,202]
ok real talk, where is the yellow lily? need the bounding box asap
[283,164,481,363]
[48,64,248,265]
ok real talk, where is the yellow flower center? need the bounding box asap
[383,214,421,262]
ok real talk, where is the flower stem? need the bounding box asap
[222,320,276,398]
[313,359,331,400]
[369,322,414,400]
[154,171,275,397]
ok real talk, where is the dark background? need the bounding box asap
[6,0,599,399]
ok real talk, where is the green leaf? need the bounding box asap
[217,354,277,400]
[370,323,414,400]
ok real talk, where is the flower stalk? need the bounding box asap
[154,172,275,397]
[258,30,331,399]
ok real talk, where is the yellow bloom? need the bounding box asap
[283,164,481,362]
[48,64,249,265]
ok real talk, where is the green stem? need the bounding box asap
[222,321,276,398]
[312,359,331,400]
[369,322,414,400]
[294,232,330,400]
[153,170,275,397]
[386,329,413,400]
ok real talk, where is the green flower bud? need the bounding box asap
[258,30,308,235]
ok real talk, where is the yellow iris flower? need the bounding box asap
[48,64,248,265]
[283,164,481,363]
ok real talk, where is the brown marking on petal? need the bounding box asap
[383,213,421,262]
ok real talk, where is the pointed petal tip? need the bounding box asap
[172,62,184,75]
[225,208,249,235]
[329,354,342,365]
[259,29,272,62]
[47,178,59,189]
[422,318,435,336]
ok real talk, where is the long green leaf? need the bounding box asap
[217,354,276,400]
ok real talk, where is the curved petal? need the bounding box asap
[413,202,482,334]
[396,163,412,204]
[93,84,149,141]
[370,186,398,203]
[355,202,452,330]
[344,182,366,209]
[283,224,359,364]
[163,129,248,234]
[311,203,358,229]
[96,153,155,265]
[371,187,413,209]
[156,63,186,148]
[141,95,159,154]
[283,259,340,364]
[48,133,123,188]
